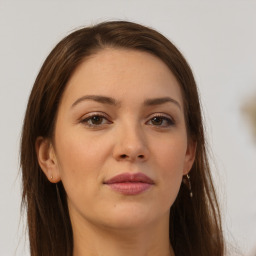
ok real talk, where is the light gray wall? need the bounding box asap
[1,1,256,255]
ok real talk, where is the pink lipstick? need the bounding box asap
[104,172,154,195]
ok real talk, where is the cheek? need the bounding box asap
[54,129,110,197]
[154,132,187,173]
[152,135,187,205]
[55,129,108,171]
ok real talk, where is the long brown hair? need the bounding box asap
[20,20,224,256]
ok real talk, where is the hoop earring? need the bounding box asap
[183,174,193,198]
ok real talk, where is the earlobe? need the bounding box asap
[183,140,197,175]
[35,137,61,183]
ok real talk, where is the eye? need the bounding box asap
[147,115,174,127]
[80,113,112,127]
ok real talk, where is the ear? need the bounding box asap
[35,137,61,183]
[183,139,197,175]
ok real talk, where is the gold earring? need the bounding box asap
[183,174,193,198]
[187,174,193,198]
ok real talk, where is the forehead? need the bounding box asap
[61,48,183,109]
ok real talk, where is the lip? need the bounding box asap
[104,172,154,195]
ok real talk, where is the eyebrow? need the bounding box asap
[71,95,119,108]
[144,97,181,109]
[71,95,181,110]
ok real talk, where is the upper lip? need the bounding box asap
[104,172,155,184]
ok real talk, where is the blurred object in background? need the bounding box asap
[242,91,256,256]
[247,245,256,256]
[242,92,256,142]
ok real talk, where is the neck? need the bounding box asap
[71,211,174,256]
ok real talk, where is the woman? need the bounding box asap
[20,21,224,256]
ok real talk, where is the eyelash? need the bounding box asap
[146,114,175,127]
[80,113,111,127]
[80,113,175,128]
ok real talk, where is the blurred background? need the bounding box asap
[0,1,255,255]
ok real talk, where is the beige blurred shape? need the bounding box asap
[242,92,256,256]
[242,93,256,142]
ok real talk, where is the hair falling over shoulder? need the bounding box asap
[20,20,225,256]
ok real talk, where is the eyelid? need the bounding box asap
[80,111,110,119]
[147,112,174,121]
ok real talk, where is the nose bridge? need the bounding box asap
[113,118,148,161]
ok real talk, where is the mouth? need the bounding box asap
[103,172,154,195]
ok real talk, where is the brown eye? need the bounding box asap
[151,117,164,125]
[81,114,111,127]
[147,115,174,127]
[90,116,104,125]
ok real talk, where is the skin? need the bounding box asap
[37,48,196,256]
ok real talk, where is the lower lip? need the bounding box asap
[106,182,153,195]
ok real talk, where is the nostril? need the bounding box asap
[119,154,144,159]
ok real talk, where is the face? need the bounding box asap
[38,48,196,230]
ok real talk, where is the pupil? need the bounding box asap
[92,116,102,124]
[152,117,162,125]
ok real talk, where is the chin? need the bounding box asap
[97,202,160,230]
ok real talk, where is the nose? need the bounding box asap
[112,123,149,162]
